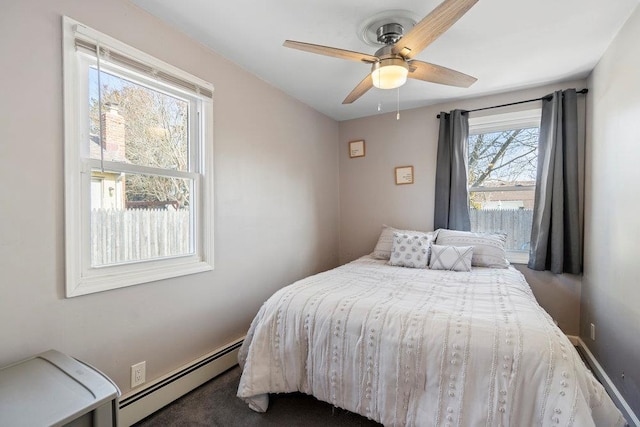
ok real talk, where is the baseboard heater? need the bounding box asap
[118,337,244,426]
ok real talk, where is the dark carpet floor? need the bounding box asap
[132,348,603,426]
[133,365,382,426]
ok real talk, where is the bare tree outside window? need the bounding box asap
[89,69,190,209]
[468,126,539,259]
[468,127,538,208]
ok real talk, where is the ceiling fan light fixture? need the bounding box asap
[284,0,479,104]
[371,59,409,89]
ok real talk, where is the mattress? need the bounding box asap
[237,256,625,426]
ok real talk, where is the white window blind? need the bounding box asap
[72,25,213,100]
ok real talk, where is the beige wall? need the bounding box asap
[584,5,640,415]
[338,80,587,334]
[0,0,339,394]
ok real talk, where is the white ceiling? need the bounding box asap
[130,0,638,121]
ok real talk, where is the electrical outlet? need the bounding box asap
[131,361,146,388]
[590,323,596,341]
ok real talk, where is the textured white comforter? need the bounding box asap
[238,256,625,426]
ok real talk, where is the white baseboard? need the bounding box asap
[576,338,639,427]
[566,334,579,346]
[118,337,244,426]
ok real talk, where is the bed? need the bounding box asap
[237,232,625,426]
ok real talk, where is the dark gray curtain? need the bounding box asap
[528,89,581,274]
[434,110,470,231]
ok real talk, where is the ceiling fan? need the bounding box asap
[283,0,478,104]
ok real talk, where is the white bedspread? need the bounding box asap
[238,256,625,426]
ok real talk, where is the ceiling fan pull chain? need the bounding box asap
[396,87,400,120]
[376,68,382,112]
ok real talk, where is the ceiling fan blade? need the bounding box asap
[408,60,477,87]
[283,40,378,63]
[342,74,374,104]
[392,0,478,59]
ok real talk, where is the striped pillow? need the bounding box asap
[435,229,509,268]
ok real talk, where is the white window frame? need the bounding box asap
[468,108,541,264]
[62,17,214,297]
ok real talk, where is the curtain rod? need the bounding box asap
[436,88,588,119]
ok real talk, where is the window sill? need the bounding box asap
[66,258,213,297]
[506,251,529,265]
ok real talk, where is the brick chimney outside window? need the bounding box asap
[100,102,126,162]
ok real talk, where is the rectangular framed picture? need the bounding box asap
[395,166,414,185]
[349,140,365,158]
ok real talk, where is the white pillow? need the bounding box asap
[435,229,509,268]
[372,225,436,260]
[389,231,433,268]
[429,244,473,272]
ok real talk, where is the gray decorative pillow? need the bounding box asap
[388,231,433,268]
[435,229,509,268]
[429,244,473,272]
[372,225,436,260]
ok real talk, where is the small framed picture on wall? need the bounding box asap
[349,140,365,158]
[395,166,414,185]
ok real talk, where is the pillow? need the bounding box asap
[372,225,437,260]
[372,225,399,260]
[429,244,473,272]
[435,229,509,268]
[388,231,434,268]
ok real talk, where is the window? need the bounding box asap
[63,17,214,296]
[467,108,541,264]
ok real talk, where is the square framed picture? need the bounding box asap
[395,166,414,185]
[349,140,365,158]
